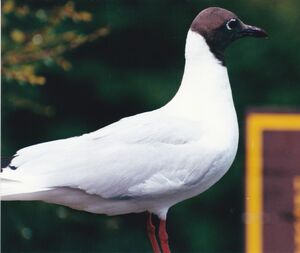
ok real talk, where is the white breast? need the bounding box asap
[160,30,239,203]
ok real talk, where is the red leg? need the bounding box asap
[147,212,161,253]
[158,219,171,253]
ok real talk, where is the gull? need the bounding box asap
[1,7,267,253]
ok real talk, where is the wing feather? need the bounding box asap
[2,110,208,199]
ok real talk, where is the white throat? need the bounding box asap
[185,30,220,62]
[164,30,235,123]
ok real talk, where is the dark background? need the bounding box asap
[2,0,300,252]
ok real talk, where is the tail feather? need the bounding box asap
[0,177,50,200]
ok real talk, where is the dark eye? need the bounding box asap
[226,18,238,30]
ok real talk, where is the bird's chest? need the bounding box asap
[183,120,239,197]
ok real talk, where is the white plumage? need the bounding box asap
[1,6,270,252]
[1,31,238,221]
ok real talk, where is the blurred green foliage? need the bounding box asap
[2,0,300,253]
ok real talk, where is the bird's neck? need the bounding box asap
[164,31,235,121]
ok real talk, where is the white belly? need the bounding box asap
[149,112,239,213]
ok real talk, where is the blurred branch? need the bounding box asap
[2,0,110,86]
[3,28,109,67]
[6,93,55,117]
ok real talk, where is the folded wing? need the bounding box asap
[1,110,209,200]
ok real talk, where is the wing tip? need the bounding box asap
[1,155,18,172]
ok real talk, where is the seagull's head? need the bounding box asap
[190,7,267,61]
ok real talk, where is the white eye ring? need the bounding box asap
[226,18,237,30]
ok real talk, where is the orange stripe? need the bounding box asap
[245,113,300,253]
